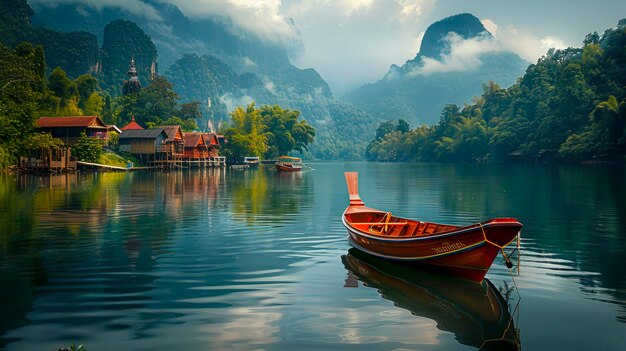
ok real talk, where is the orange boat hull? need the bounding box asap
[344,216,521,282]
[342,172,522,282]
[275,163,302,172]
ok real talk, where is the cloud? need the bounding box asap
[480,18,498,35]
[396,0,435,21]
[165,0,299,43]
[219,93,254,112]
[410,19,568,76]
[243,57,257,68]
[284,0,436,94]
[287,0,375,18]
[30,0,162,21]
[495,25,567,62]
[410,32,496,75]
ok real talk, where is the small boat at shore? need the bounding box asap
[342,249,520,350]
[243,156,260,167]
[275,156,302,172]
[342,172,522,282]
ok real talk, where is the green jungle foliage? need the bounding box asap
[220,103,315,162]
[0,41,200,170]
[0,0,99,79]
[166,53,247,127]
[99,19,157,96]
[100,152,130,168]
[366,20,626,162]
[73,132,103,163]
[345,13,528,126]
[7,0,371,160]
[113,76,199,131]
[0,42,44,169]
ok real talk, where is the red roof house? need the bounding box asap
[155,125,185,157]
[36,116,109,145]
[120,116,144,131]
[183,132,208,159]
[203,133,221,157]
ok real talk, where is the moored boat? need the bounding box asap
[243,156,260,167]
[342,172,522,282]
[342,249,520,350]
[275,156,302,172]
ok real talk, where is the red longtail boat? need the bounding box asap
[275,156,303,172]
[342,172,522,282]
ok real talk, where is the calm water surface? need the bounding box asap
[0,163,625,350]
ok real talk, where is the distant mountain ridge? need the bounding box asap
[345,13,529,126]
[418,13,492,59]
[7,0,377,160]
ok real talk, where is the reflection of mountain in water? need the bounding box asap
[342,249,520,351]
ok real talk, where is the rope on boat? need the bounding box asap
[478,298,521,350]
[479,223,522,296]
[478,223,520,271]
[478,223,523,350]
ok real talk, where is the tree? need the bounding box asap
[47,67,75,101]
[116,76,182,127]
[560,96,626,159]
[75,74,97,101]
[583,31,600,46]
[396,119,410,133]
[375,120,395,140]
[260,104,315,158]
[220,103,267,162]
[23,132,64,150]
[83,92,103,116]
[437,104,461,137]
[73,132,102,163]
[0,43,39,168]
[179,101,202,121]
[220,103,315,161]
[163,116,198,132]
[136,76,179,123]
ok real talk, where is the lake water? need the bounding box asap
[1,162,625,350]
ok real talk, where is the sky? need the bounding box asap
[163,0,626,95]
[31,0,626,95]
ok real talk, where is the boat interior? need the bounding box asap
[346,211,460,238]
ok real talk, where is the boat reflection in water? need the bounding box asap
[342,249,520,351]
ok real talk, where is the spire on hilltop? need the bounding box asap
[122,56,142,95]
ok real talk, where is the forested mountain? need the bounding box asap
[99,20,158,96]
[29,0,331,104]
[27,0,375,159]
[0,0,99,78]
[345,13,529,126]
[365,19,626,162]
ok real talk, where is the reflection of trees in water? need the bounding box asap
[229,167,311,225]
[433,164,626,322]
[0,170,230,344]
[364,163,626,324]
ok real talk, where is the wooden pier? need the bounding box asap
[152,156,226,169]
[76,161,151,171]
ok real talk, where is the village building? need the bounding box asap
[203,133,221,158]
[122,58,142,96]
[183,132,208,160]
[156,125,185,157]
[118,128,168,164]
[120,116,144,131]
[35,116,110,146]
[26,115,113,172]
